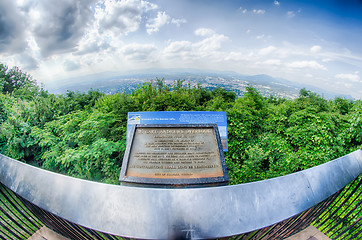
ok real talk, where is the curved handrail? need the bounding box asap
[0,150,361,239]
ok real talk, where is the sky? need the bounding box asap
[0,0,362,98]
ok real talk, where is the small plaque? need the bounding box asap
[119,124,229,186]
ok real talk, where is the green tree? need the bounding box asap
[0,64,39,99]
[345,100,362,150]
[225,87,269,183]
[31,109,124,183]
[1,63,360,186]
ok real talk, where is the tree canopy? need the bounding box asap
[0,63,361,184]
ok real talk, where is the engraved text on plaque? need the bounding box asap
[119,124,228,185]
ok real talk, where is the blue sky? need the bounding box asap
[1,0,361,98]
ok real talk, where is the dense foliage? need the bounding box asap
[0,63,361,185]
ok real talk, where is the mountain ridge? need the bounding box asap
[46,68,353,99]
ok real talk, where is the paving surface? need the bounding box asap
[28,225,330,240]
[285,226,331,240]
[28,226,70,240]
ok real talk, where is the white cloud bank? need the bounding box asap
[146,11,186,34]
[310,45,322,53]
[335,73,360,82]
[286,61,327,70]
[259,46,277,56]
[164,28,228,61]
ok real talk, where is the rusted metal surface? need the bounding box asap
[0,150,361,239]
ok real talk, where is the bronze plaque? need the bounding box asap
[119,124,228,186]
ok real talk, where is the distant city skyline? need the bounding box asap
[0,0,361,98]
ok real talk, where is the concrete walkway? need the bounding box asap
[28,225,330,240]
[28,227,70,240]
[285,226,331,240]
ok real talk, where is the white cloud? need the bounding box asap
[335,73,360,82]
[0,0,28,54]
[67,0,159,65]
[163,41,195,60]
[1,0,360,99]
[194,28,215,37]
[1,0,164,72]
[310,45,322,53]
[253,9,266,15]
[239,7,247,14]
[287,11,295,18]
[1,0,98,57]
[64,60,81,71]
[263,59,282,65]
[76,0,166,60]
[239,7,265,15]
[30,0,98,57]
[287,60,327,70]
[322,58,332,62]
[95,0,156,36]
[194,33,229,53]
[146,11,186,34]
[259,46,277,55]
[76,40,112,56]
[121,43,157,61]
[18,53,38,70]
[164,41,192,54]
[146,11,170,34]
[164,29,228,60]
[344,83,353,88]
[171,18,186,27]
[224,52,252,61]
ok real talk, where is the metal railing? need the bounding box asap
[314,175,362,239]
[0,150,361,239]
[0,183,42,239]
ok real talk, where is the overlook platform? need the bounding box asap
[1,150,361,239]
